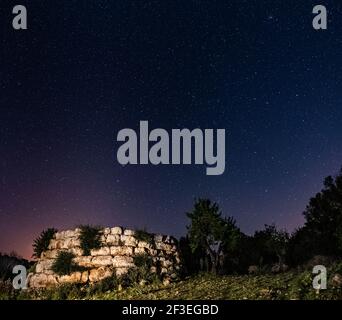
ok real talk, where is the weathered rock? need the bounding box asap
[69,247,83,256]
[58,272,82,284]
[306,255,334,268]
[103,227,111,235]
[29,274,58,288]
[121,235,136,247]
[91,256,113,267]
[110,246,133,256]
[29,226,181,288]
[90,247,111,256]
[123,229,135,236]
[36,260,54,274]
[106,234,121,246]
[161,267,168,274]
[161,260,173,268]
[89,267,113,282]
[149,266,157,273]
[115,267,129,276]
[55,229,80,240]
[271,264,289,273]
[134,247,147,255]
[113,256,134,268]
[138,241,152,249]
[74,256,93,268]
[42,250,58,259]
[248,265,259,274]
[81,271,89,283]
[331,273,342,287]
[111,227,123,235]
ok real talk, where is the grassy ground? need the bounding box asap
[88,272,342,300]
[2,269,342,300]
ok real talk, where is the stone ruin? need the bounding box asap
[28,227,181,288]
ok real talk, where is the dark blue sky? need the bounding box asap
[1,1,342,258]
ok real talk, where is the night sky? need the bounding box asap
[1,1,342,259]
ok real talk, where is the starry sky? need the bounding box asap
[1,1,342,259]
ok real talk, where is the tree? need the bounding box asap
[186,198,240,274]
[250,224,289,269]
[302,167,342,256]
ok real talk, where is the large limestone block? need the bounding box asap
[115,267,129,276]
[112,256,134,268]
[123,229,135,236]
[106,234,121,245]
[58,272,82,284]
[55,229,80,240]
[110,246,133,256]
[89,267,113,282]
[103,227,111,235]
[121,235,137,247]
[42,250,58,259]
[155,242,175,252]
[90,246,110,256]
[134,247,147,255]
[111,227,123,235]
[81,271,89,283]
[69,247,83,256]
[29,274,58,288]
[138,241,152,249]
[91,255,113,267]
[74,256,93,268]
[36,259,54,274]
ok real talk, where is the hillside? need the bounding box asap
[2,268,342,300]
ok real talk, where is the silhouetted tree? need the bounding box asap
[302,168,342,257]
[186,198,240,274]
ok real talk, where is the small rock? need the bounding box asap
[331,273,342,287]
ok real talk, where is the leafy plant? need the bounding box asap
[134,229,153,244]
[33,228,57,258]
[52,251,79,276]
[187,198,240,274]
[79,225,103,256]
[88,274,119,295]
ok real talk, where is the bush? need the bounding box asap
[33,228,57,258]
[134,229,154,244]
[52,251,79,276]
[49,283,84,300]
[88,274,119,295]
[119,254,159,288]
[79,225,103,256]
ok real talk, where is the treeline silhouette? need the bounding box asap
[180,167,342,275]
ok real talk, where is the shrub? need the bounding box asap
[88,274,119,295]
[52,251,78,276]
[79,225,103,256]
[134,229,153,244]
[49,283,84,300]
[119,254,159,288]
[33,228,57,258]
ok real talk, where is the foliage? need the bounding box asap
[303,169,342,256]
[32,228,57,259]
[88,274,119,295]
[134,229,153,244]
[120,254,159,288]
[79,225,103,256]
[51,251,80,276]
[253,224,289,266]
[186,198,240,274]
[0,253,31,281]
